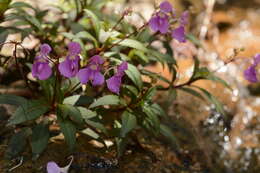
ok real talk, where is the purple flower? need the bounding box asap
[47,162,60,173]
[47,157,73,173]
[172,26,186,43]
[32,43,52,80]
[180,11,189,26]
[77,55,105,86]
[149,12,169,34]
[244,65,258,83]
[244,53,260,83]
[59,42,81,78]
[32,61,52,80]
[40,44,52,55]
[159,1,173,13]
[106,61,128,94]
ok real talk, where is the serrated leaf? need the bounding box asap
[116,39,147,52]
[59,120,76,151]
[0,94,27,106]
[120,111,137,138]
[31,123,49,156]
[125,64,143,90]
[8,100,49,126]
[89,95,120,108]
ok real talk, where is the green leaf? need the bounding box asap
[31,123,49,156]
[125,64,143,90]
[24,15,42,31]
[81,128,99,139]
[0,94,27,106]
[150,103,166,117]
[130,49,149,63]
[116,39,147,52]
[186,33,202,47]
[84,9,101,37]
[194,86,225,115]
[85,119,107,134]
[0,27,9,43]
[143,106,160,132]
[9,2,35,10]
[122,85,139,96]
[77,107,97,119]
[206,74,232,90]
[61,32,75,39]
[143,87,157,101]
[58,104,83,124]
[5,128,31,159]
[63,95,93,106]
[115,137,127,157]
[89,95,120,108]
[76,31,98,47]
[179,87,205,100]
[160,124,179,149]
[148,49,176,65]
[8,100,49,126]
[59,120,76,151]
[141,69,171,84]
[120,111,137,138]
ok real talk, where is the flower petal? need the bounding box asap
[253,53,260,66]
[32,62,52,80]
[47,162,60,173]
[68,42,81,55]
[244,65,258,83]
[149,16,160,32]
[106,75,121,94]
[160,1,173,13]
[117,61,128,75]
[180,11,189,26]
[40,44,52,55]
[172,26,186,43]
[158,15,169,34]
[77,68,91,84]
[58,58,79,78]
[89,55,104,65]
[92,72,104,86]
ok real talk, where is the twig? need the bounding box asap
[8,157,23,172]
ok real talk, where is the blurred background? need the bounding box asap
[0,0,260,172]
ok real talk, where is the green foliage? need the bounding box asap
[0,0,231,161]
[31,123,50,158]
